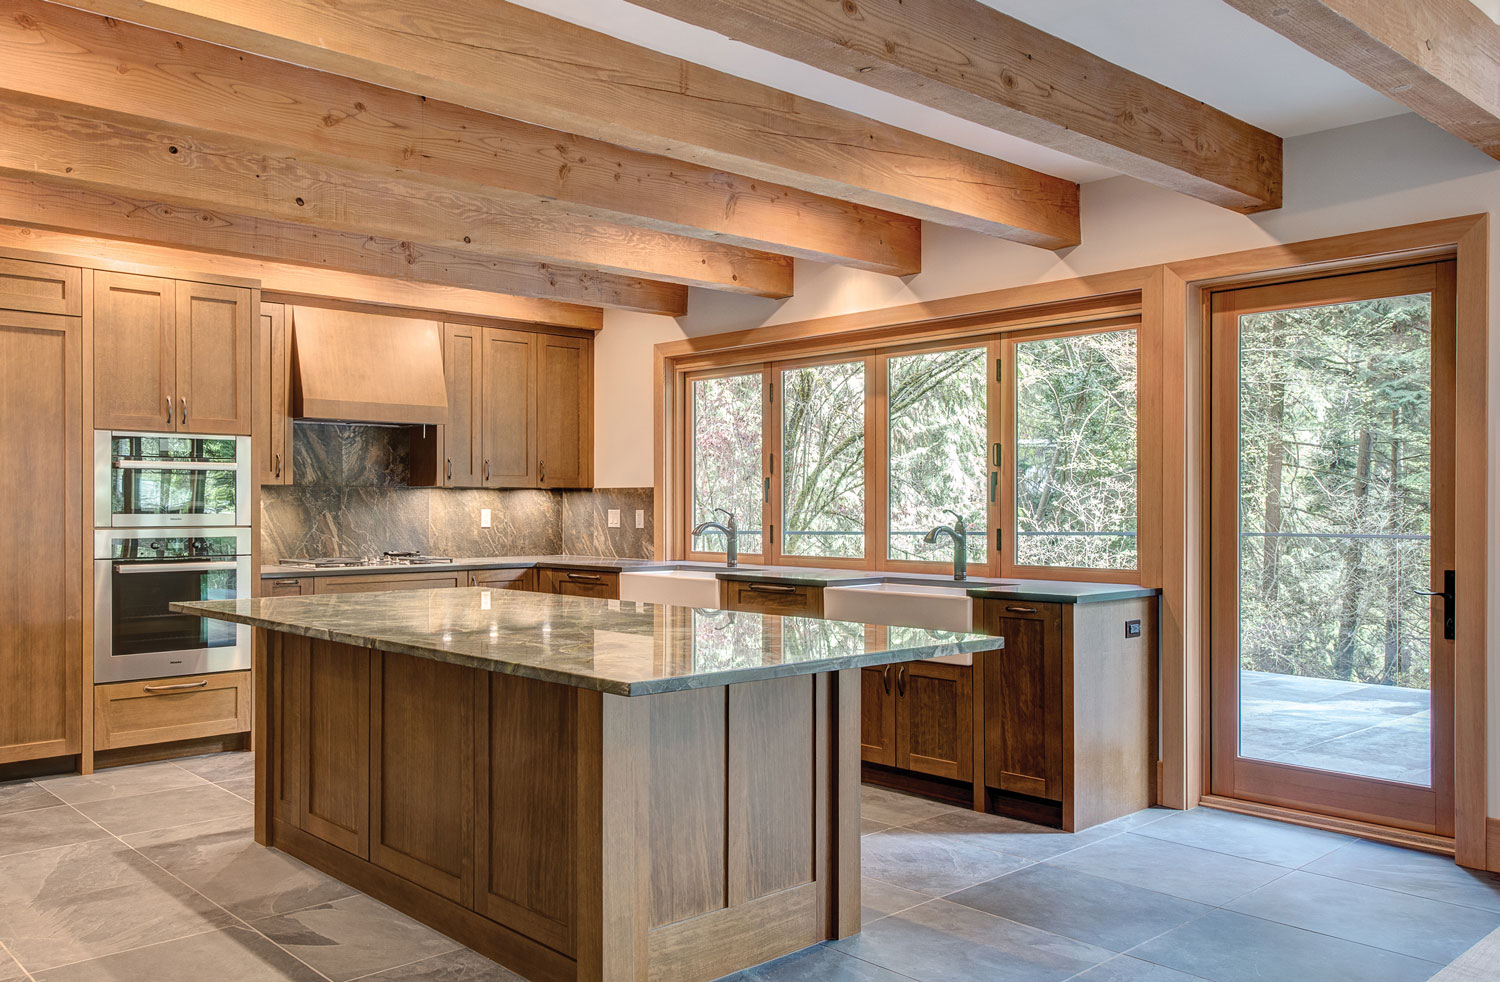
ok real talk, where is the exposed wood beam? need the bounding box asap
[65,0,1081,247]
[625,0,1282,213]
[0,174,683,317]
[0,97,786,298]
[1,2,920,276]
[1224,0,1500,161]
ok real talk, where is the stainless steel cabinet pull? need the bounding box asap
[144,679,208,693]
[747,582,797,594]
[166,395,173,425]
[881,664,891,695]
[274,452,282,478]
[1005,605,1037,614]
[566,572,602,582]
[483,460,490,482]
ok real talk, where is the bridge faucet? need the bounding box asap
[691,508,738,567]
[922,510,968,581]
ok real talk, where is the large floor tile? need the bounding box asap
[0,946,26,982]
[946,864,1210,953]
[356,947,526,981]
[0,805,108,859]
[902,807,1119,862]
[38,763,209,805]
[1071,955,1208,982]
[29,927,323,982]
[71,784,251,836]
[254,893,462,982]
[1427,924,1500,982]
[1132,908,1439,982]
[123,816,357,921]
[1050,832,1287,905]
[829,897,1112,982]
[219,778,256,803]
[1132,806,1351,867]
[172,752,254,786]
[859,786,959,828]
[719,944,911,982]
[860,827,1030,896]
[1304,839,1500,912]
[1226,870,1500,963]
[860,876,931,924]
[0,781,62,817]
[0,839,235,971]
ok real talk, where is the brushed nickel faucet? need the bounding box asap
[923,510,968,581]
[692,508,738,567]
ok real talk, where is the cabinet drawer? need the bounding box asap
[266,577,308,597]
[540,567,620,599]
[313,573,463,594]
[468,568,536,591]
[722,580,824,617]
[95,672,252,750]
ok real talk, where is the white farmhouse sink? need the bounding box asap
[825,581,978,665]
[619,569,722,608]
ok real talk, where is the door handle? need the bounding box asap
[1413,569,1456,640]
[896,664,907,696]
[180,396,187,424]
[143,679,209,693]
[881,664,891,695]
[274,452,282,478]
[166,395,173,426]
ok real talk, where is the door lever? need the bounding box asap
[1413,569,1455,640]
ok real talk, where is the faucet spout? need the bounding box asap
[691,509,739,567]
[923,510,968,580]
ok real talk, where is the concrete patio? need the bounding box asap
[1240,670,1432,786]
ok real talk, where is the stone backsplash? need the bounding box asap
[260,423,653,564]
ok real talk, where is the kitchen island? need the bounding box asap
[175,588,1005,982]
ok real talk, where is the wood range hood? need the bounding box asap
[290,306,447,426]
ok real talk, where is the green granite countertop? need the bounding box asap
[174,588,1004,696]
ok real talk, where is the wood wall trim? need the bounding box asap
[1488,817,1500,873]
[0,224,605,330]
[0,0,920,277]
[1201,795,1455,856]
[63,0,1080,248]
[1224,0,1500,164]
[625,0,1281,213]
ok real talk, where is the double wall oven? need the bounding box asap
[93,432,253,683]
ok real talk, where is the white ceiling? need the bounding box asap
[508,0,1410,184]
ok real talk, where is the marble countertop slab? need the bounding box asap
[175,589,1004,696]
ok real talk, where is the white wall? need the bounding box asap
[592,111,1500,817]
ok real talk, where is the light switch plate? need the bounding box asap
[481,591,492,610]
[607,508,621,528]
[480,508,492,528]
[635,509,646,529]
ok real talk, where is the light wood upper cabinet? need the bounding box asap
[93,271,176,432]
[480,328,537,488]
[94,271,253,435]
[536,335,592,488]
[177,282,252,435]
[256,301,293,485]
[443,323,482,488]
[0,257,81,316]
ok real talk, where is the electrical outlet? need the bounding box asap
[480,591,492,610]
[1125,619,1142,639]
[608,509,621,528]
[480,508,491,529]
[635,509,646,529]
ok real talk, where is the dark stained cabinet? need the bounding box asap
[94,271,253,435]
[860,667,897,767]
[539,567,619,599]
[0,306,81,764]
[978,602,1064,801]
[255,301,293,485]
[468,568,535,590]
[720,581,823,616]
[299,641,371,857]
[896,661,972,782]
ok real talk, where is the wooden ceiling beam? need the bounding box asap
[0,174,683,318]
[0,97,786,299]
[1,2,920,276]
[62,0,1081,248]
[625,0,1282,213]
[1224,0,1500,161]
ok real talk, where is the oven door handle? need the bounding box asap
[113,460,239,471]
[114,561,240,573]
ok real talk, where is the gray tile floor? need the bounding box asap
[2,754,1499,981]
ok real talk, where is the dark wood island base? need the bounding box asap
[254,630,862,982]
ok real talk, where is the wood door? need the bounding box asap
[176,281,252,434]
[93,270,175,431]
[979,601,1064,800]
[0,310,80,764]
[443,323,483,487]
[536,335,592,488]
[0,257,80,315]
[479,328,536,487]
[300,641,370,857]
[895,661,973,781]
[1209,263,1456,835]
[255,302,293,484]
[859,666,897,766]
[370,652,474,903]
[311,573,463,594]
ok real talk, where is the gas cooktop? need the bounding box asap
[282,552,455,569]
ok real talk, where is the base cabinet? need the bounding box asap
[978,603,1065,801]
[312,573,464,594]
[468,568,535,591]
[539,567,619,599]
[861,662,972,782]
[94,673,252,751]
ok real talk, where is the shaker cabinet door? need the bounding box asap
[94,270,175,432]
[535,335,591,488]
[479,328,536,487]
[176,281,252,435]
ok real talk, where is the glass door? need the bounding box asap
[1209,262,1455,834]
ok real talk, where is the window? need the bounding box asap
[1013,329,1138,570]
[887,347,988,563]
[690,372,764,556]
[781,360,866,559]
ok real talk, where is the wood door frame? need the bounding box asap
[1165,215,1488,869]
[1206,261,1455,836]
